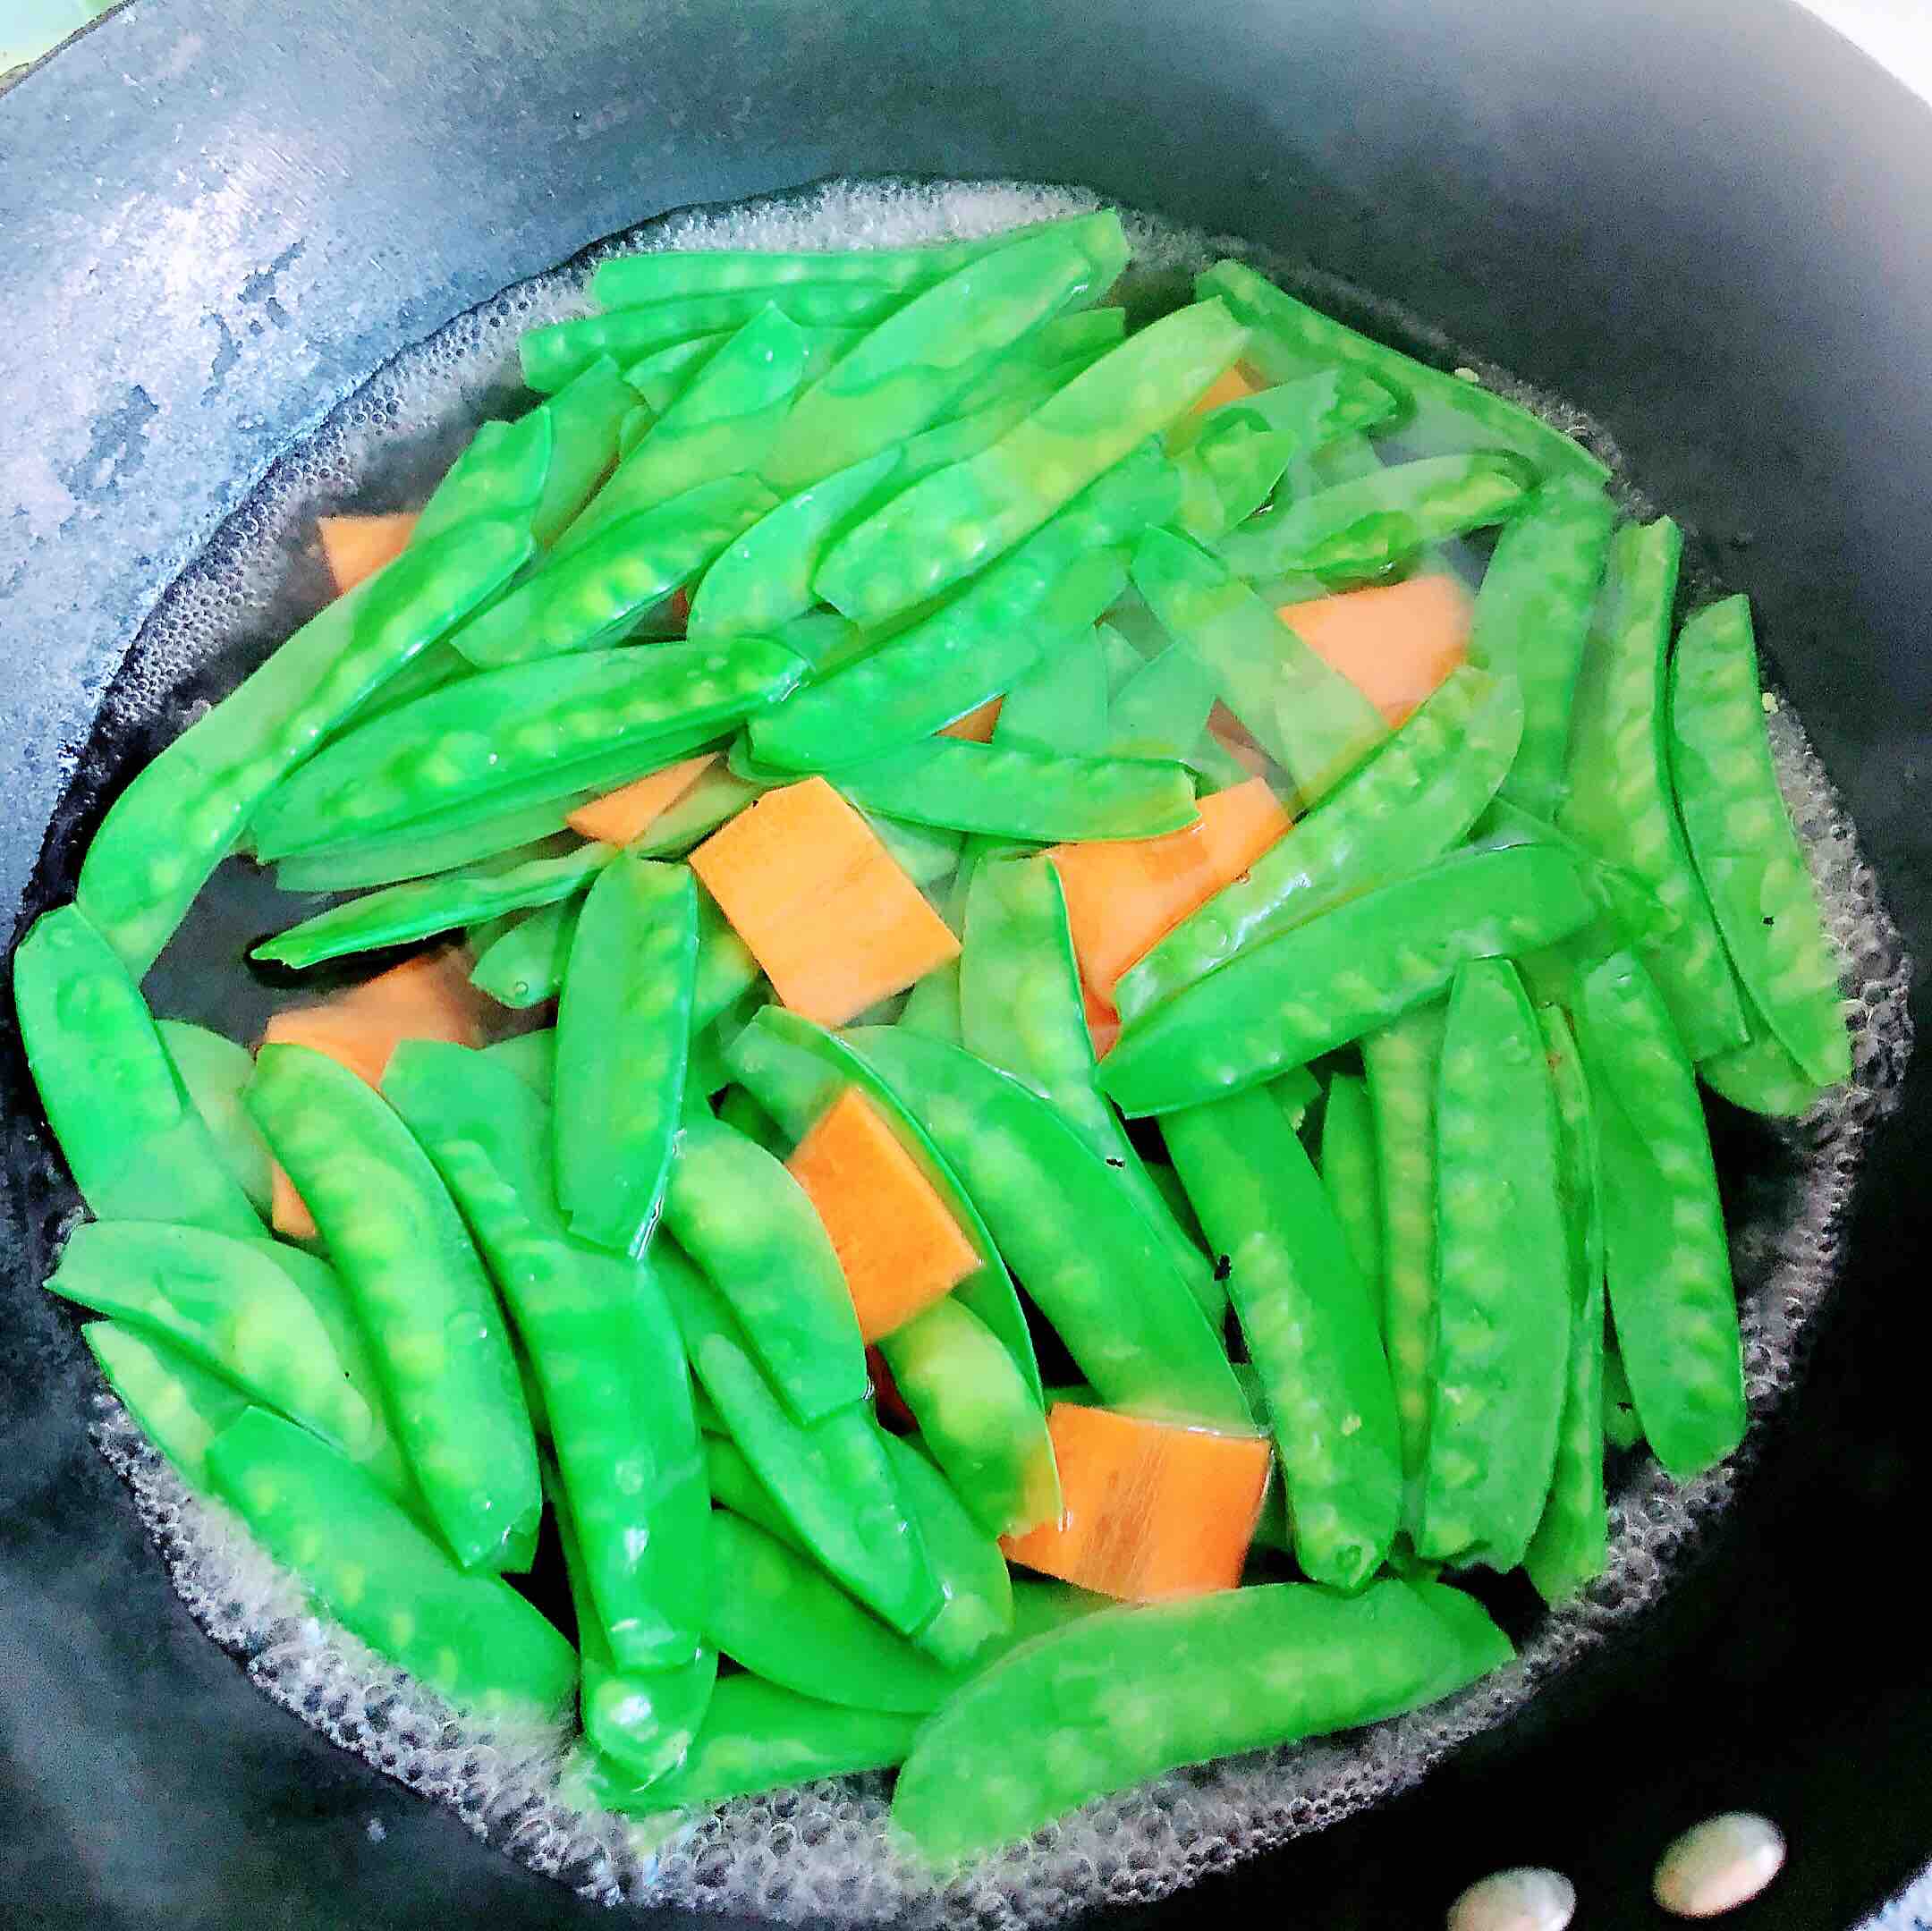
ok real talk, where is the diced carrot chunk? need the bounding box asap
[317,512,419,596]
[689,777,960,1028]
[1191,362,1265,415]
[1278,573,1472,725]
[939,697,1003,742]
[564,753,717,846]
[1083,979,1122,1060]
[1001,1402,1271,1601]
[1049,777,1292,1000]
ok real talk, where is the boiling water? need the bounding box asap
[79,177,1915,1927]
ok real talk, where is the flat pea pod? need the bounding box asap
[864,812,964,889]
[255,843,614,970]
[482,1027,555,1092]
[656,1240,941,1635]
[714,1085,786,1156]
[386,1044,708,1671]
[706,1509,965,1713]
[1668,595,1849,1088]
[1700,1005,1839,1118]
[76,519,531,974]
[752,437,1176,769]
[1466,475,1618,818]
[13,907,261,1238]
[245,1043,539,1570]
[555,853,696,1256]
[1102,843,1594,1118]
[947,307,1126,411]
[843,1026,1249,1428]
[1163,1088,1401,1589]
[633,764,767,858]
[1131,525,1388,807]
[835,741,1199,843]
[450,475,775,669]
[1571,951,1747,1479]
[157,1019,275,1216]
[471,894,584,1009]
[1416,960,1571,1570]
[878,1428,1014,1668]
[891,1577,1513,1863]
[1318,1071,1384,1300]
[530,357,637,546]
[1103,642,1220,761]
[622,334,729,413]
[991,624,1111,753]
[817,298,1247,625]
[1556,518,1748,1061]
[207,1406,575,1720]
[272,806,586,894]
[251,636,803,859]
[692,890,761,1028]
[662,1114,867,1423]
[703,1432,803,1550]
[1523,1004,1610,1604]
[411,413,553,546]
[83,1320,249,1492]
[1197,258,1606,485]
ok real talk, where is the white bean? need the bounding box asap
[1446,1866,1577,1931]
[1654,1812,1786,1918]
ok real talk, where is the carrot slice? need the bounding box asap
[317,512,419,596]
[1277,573,1472,726]
[1191,362,1264,415]
[1049,776,1292,1001]
[938,697,1003,743]
[689,777,960,1028]
[788,1088,979,1343]
[1001,1402,1271,1601]
[564,752,718,845]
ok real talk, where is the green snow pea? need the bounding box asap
[843,1026,1248,1427]
[246,1043,539,1570]
[1700,1005,1839,1119]
[1102,843,1593,1117]
[991,624,1111,752]
[633,765,767,857]
[1131,526,1387,806]
[530,357,638,546]
[1318,1071,1384,1293]
[1523,1004,1610,1604]
[893,1577,1513,1862]
[411,412,553,546]
[1163,1088,1401,1589]
[693,893,761,1028]
[255,843,614,970]
[1273,1063,1322,1126]
[1097,617,1147,692]
[752,437,1176,768]
[616,402,653,458]
[555,853,696,1255]
[818,298,1246,624]
[253,636,801,859]
[1571,951,1747,1479]
[450,475,774,669]
[703,1433,801,1548]
[866,811,965,886]
[760,213,1129,491]
[1416,960,1570,1570]
[663,1114,867,1422]
[272,808,586,894]
[1557,518,1747,1061]
[956,304,1127,395]
[1197,258,1607,484]
[1669,595,1849,1088]
[13,907,261,1238]
[386,1043,708,1670]
[157,1019,275,1216]
[622,334,728,413]
[83,1320,248,1493]
[1103,642,1219,761]
[879,1427,1014,1667]
[482,1027,555,1092]
[471,894,584,1009]
[714,1085,786,1156]
[1466,476,1618,818]
[76,520,531,974]
[207,1407,575,1719]
[657,1241,941,1634]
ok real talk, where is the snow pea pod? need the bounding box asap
[411,413,553,546]
[13,907,261,1238]
[245,1043,539,1570]
[992,624,1111,752]
[703,1433,801,1548]
[663,1114,868,1423]
[76,521,531,974]
[692,890,761,1027]
[555,853,696,1256]
[1557,518,1747,1061]
[386,1044,708,1671]
[622,334,729,412]
[1103,642,1219,761]
[1318,1071,1384,1294]
[1416,960,1570,1571]
[634,764,767,857]
[482,1027,555,1092]
[952,306,1126,404]
[1197,258,1607,484]
[272,809,584,894]
[843,1026,1249,1427]
[529,357,637,546]
[470,894,583,1009]
[1102,843,1593,1117]
[818,298,1246,624]
[255,843,614,970]
[207,1407,575,1720]
[450,475,774,668]
[84,1321,248,1493]
[892,1577,1513,1863]
[1164,1087,1401,1589]
[879,1427,1014,1668]
[1571,951,1747,1479]
[657,1241,942,1635]
[157,1019,275,1216]
[1467,476,1617,818]
[1700,1006,1838,1118]
[865,811,964,887]
[1131,526,1388,807]
[1668,595,1848,1088]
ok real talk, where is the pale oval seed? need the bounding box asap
[1446,1866,1576,1931]
[1654,1812,1786,1918]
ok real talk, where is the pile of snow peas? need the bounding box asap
[13,207,1854,1867]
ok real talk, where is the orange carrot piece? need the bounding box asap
[1082,979,1122,1061]
[1049,777,1292,1001]
[689,777,960,1028]
[564,753,717,845]
[787,1088,979,1343]
[938,697,1003,743]
[1191,362,1264,415]
[1278,573,1473,726]
[317,512,419,596]
[1000,1402,1271,1601]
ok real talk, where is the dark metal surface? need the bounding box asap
[2,1,1928,1926]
